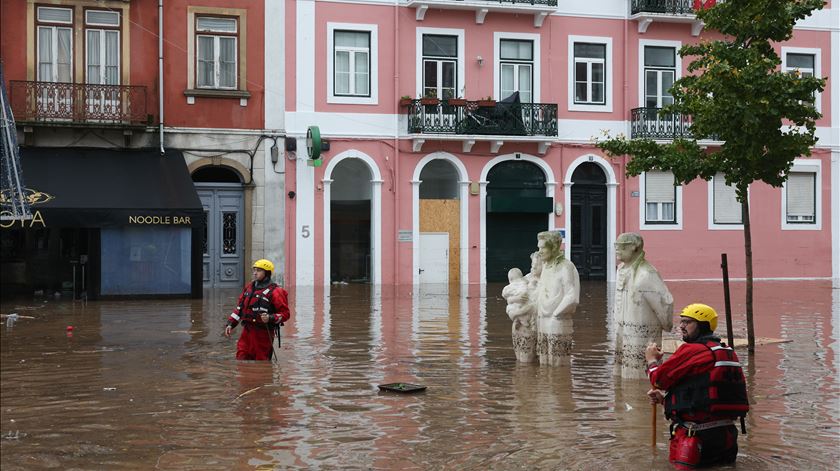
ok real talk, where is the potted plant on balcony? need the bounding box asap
[477,96,496,107]
[399,95,413,107]
[447,96,467,106]
[419,90,439,105]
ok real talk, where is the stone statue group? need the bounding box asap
[502,231,673,378]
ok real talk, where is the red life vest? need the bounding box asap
[239,283,279,324]
[664,340,749,419]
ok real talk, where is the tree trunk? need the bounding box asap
[742,191,755,354]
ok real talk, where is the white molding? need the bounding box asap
[415,27,465,99]
[832,24,840,288]
[781,46,822,114]
[832,150,840,288]
[563,154,618,282]
[296,0,315,112]
[781,159,822,231]
[479,153,557,284]
[282,113,837,147]
[411,152,470,286]
[639,171,683,231]
[295,137,316,285]
[567,35,613,113]
[557,118,626,142]
[322,150,384,286]
[493,31,541,102]
[794,7,840,32]
[637,39,682,109]
[327,22,379,105]
[264,0,285,130]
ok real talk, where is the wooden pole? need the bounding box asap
[651,403,657,448]
[721,254,735,348]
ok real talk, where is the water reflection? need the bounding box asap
[1,281,838,470]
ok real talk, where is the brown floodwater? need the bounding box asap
[1,281,838,470]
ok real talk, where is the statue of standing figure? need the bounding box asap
[613,232,674,379]
[502,252,542,363]
[534,231,580,366]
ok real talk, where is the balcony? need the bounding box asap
[407,0,557,28]
[9,81,148,128]
[405,99,557,154]
[630,107,693,139]
[630,0,713,36]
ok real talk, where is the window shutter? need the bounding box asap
[787,172,815,218]
[714,174,742,224]
[645,171,675,203]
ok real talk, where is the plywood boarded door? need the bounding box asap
[419,232,449,284]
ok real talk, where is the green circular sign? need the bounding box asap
[306,126,322,160]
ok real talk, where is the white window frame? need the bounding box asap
[781,47,822,113]
[195,17,238,90]
[781,159,821,230]
[85,12,120,86]
[327,22,378,105]
[185,7,248,97]
[638,39,681,109]
[639,171,683,230]
[568,35,612,112]
[416,27,464,100]
[36,7,74,83]
[707,173,749,230]
[494,32,541,103]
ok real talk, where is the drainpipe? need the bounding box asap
[393,0,400,284]
[159,0,164,154]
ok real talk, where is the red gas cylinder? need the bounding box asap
[670,430,702,470]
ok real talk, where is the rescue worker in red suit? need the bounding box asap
[224,259,291,360]
[645,304,749,469]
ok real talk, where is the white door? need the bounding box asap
[419,232,449,284]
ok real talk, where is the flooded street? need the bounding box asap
[2,281,838,470]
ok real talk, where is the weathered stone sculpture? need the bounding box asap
[613,232,674,379]
[534,231,580,366]
[502,252,542,363]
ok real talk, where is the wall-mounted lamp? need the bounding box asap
[476,55,484,66]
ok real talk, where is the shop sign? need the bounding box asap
[0,188,52,228]
[128,215,192,225]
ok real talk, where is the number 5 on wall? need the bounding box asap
[301,225,311,238]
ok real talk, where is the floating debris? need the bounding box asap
[378,383,427,393]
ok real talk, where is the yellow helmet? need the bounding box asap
[252,259,274,272]
[680,303,718,332]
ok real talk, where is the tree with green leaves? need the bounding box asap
[597,0,825,354]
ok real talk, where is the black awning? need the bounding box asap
[13,147,202,228]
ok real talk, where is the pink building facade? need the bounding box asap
[275,0,839,287]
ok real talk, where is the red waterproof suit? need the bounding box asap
[648,335,747,469]
[227,282,290,360]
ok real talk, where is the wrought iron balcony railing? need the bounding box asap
[406,100,557,137]
[631,0,700,15]
[630,107,694,139]
[9,81,148,126]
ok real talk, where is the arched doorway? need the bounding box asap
[486,160,550,282]
[570,162,607,280]
[418,159,460,284]
[193,166,245,288]
[330,159,372,283]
